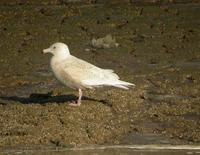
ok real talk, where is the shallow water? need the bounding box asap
[3,145,200,155]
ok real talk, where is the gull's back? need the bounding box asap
[51,55,124,89]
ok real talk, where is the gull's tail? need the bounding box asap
[111,80,135,90]
[103,69,135,89]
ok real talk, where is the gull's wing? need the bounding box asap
[60,56,119,87]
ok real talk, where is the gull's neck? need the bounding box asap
[54,48,71,60]
[55,53,70,60]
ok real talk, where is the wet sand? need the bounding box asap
[0,2,199,148]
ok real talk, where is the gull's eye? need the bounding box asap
[53,46,56,49]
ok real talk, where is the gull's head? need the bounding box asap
[43,42,70,58]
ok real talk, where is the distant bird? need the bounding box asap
[43,42,135,106]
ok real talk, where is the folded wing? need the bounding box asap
[61,56,135,89]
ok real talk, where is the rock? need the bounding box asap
[91,34,119,49]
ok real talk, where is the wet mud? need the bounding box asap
[0,2,199,148]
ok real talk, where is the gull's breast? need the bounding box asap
[50,57,81,89]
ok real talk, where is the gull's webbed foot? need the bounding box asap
[68,101,81,107]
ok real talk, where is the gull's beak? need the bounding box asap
[43,48,51,54]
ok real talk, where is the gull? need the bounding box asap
[43,42,135,106]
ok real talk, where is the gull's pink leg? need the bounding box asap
[77,88,82,105]
[69,89,82,106]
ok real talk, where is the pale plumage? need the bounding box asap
[43,42,135,106]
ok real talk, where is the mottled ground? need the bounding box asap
[0,2,199,148]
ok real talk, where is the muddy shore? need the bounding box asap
[0,2,199,148]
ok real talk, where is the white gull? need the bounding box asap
[43,42,135,106]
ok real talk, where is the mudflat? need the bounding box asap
[0,2,199,147]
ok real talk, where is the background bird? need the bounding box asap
[43,42,135,106]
